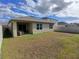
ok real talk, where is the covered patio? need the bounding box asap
[12,21,33,37]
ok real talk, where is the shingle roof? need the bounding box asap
[10,16,56,23]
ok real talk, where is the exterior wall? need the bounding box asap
[29,24,33,34]
[12,21,17,37]
[32,23,54,34]
[0,25,3,58]
[11,21,55,37]
[53,23,66,32]
[54,23,79,33]
[25,23,33,34]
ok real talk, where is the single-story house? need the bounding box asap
[0,16,56,38]
[53,22,68,32]
[54,22,79,33]
[0,17,56,56]
[9,17,56,37]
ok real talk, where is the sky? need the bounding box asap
[0,0,79,23]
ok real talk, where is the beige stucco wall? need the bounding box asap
[0,25,3,48]
[12,21,17,37]
[11,21,55,36]
[0,25,3,59]
[27,23,33,34]
[32,23,54,34]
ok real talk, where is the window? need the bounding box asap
[37,24,39,30]
[37,24,43,30]
[40,24,42,30]
[49,23,54,29]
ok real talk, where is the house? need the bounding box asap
[0,16,57,38]
[9,17,56,37]
[54,22,79,33]
[53,22,68,32]
[0,17,57,39]
[0,21,10,47]
[0,22,6,55]
[0,16,56,56]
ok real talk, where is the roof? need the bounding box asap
[10,16,56,23]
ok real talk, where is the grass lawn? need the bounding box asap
[2,32,79,59]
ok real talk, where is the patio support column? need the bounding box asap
[13,21,17,37]
[0,25,3,59]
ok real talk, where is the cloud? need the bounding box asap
[66,19,79,23]
[57,0,79,17]
[0,0,79,23]
[34,0,72,14]
[0,2,43,21]
[0,3,28,19]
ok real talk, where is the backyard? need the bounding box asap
[2,32,79,59]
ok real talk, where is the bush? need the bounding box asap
[3,28,12,38]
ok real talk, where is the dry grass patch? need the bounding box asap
[2,32,79,59]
